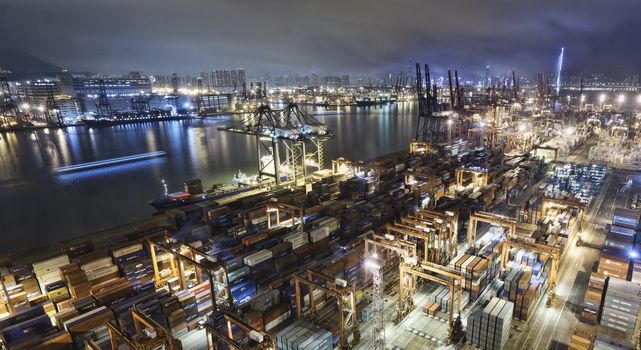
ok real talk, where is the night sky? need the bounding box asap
[1,0,640,77]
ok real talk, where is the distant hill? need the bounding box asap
[0,48,62,77]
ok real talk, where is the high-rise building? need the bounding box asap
[485,65,490,87]
[211,69,246,89]
[324,76,343,87]
[238,69,246,87]
[341,75,350,87]
[14,79,81,119]
[311,73,320,85]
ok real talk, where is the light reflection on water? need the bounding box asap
[0,104,417,252]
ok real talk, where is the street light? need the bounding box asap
[618,94,626,104]
[599,94,606,103]
[637,95,641,105]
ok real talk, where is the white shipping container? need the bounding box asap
[86,265,119,281]
[243,249,273,267]
[112,243,143,258]
[81,257,114,273]
[310,226,330,243]
[265,310,291,331]
[283,231,309,249]
[33,255,69,275]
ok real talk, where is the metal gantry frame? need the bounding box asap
[148,240,225,312]
[386,210,457,265]
[409,141,431,155]
[205,312,275,350]
[293,269,360,349]
[363,233,417,282]
[467,211,517,247]
[501,238,560,290]
[220,103,333,186]
[410,209,458,261]
[86,309,179,350]
[541,196,586,249]
[532,145,559,162]
[331,157,358,176]
[266,201,303,229]
[455,167,489,189]
[398,260,463,343]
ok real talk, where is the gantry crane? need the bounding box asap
[455,167,489,190]
[409,140,431,155]
[532,145,559,162]
[363,234,418,350]
[148,240,225,311]
[404,170,445,204]
[363,233,417,282]
[501,237,560,296]
[409,209,459,261]
[293,269,360,349]
[205,312,275,350]
[0,74,22,127]
[386,210,458,265]
[96,79,113,118]
[467,211,517,247]
[86,309,180,350]
[332,157,359,176]
[398,259,463,344]
[413,63,452,147]
[45,84,64,126]
[220,103,333,186]
[265,200,303,229]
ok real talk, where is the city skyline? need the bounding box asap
[1,0,641,77]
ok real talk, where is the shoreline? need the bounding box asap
[3,146,412,259]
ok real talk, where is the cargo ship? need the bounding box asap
[148,176,274,210]
[82,109,188,127]
[355,94,397,107]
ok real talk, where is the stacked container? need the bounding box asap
[600,277,641,334]
[467,297,514,350]
[276,319,333,350]
[582,272,606,324]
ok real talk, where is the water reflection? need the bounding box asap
[0,104,417,252]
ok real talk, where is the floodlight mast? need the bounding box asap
[365,256,385,350]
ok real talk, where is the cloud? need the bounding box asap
[1,0,640,77]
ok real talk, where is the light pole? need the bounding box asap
[618,94,626,111]
[365,255,385,350]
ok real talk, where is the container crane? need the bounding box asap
[219,103,333,186]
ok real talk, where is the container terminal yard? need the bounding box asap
[2,62,641,350]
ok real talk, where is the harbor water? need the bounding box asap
[0,103,418,253]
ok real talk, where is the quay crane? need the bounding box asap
[219,103,333,186]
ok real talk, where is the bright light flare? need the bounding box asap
[599,94,606,103]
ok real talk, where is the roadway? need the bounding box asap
[506,167,632,350]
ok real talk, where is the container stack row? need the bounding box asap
[430,286,469,313]
[275,319,333,350]
[467,297,514,350]
[581,272,606,324]
[599,277,641,335]
[451,254,490,301]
